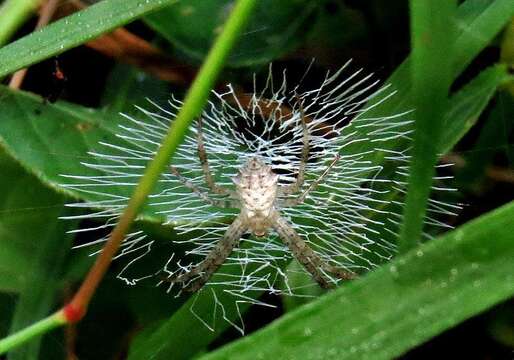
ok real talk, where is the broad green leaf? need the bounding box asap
[0,0,178,78]
[201,200,514,360]
[0,150,70,359]
[0,86,174,222]
[0,151,65,293]
[0,87,122,196]
[144,0,318,67]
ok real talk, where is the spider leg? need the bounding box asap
[280,154,340,207]
[279,95,309,196]
[164,216,247,293]
[196,117,236,197]
[170,166,237,208]
[273,214,355,289]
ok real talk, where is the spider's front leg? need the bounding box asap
[196,117,235,197]
[164,216,247,293]
[170,166,237,208]
[279,95,309,196]
[273,214,355,289]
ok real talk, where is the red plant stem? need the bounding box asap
[66,202,140,320]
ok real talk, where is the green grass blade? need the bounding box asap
[452,0,514,78]
[0,0,179,78]
[442,64,513,154]
[398,0,457,253]
[201,200,514,360]
[0,0,39,46]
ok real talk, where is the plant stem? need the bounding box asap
[0,0,256,355]
[398,0,457,253]
[0,311,66,355]
[0,0,40,47]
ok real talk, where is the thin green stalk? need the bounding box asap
[398,0,457,253]
[0,0,257,355]
[0,0,40,47]
[0,311,66,355]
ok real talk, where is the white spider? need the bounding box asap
[166,104,355,292]
[61,62,460,331]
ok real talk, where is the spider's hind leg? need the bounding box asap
[273,215,355,289]
[163,216,247,293]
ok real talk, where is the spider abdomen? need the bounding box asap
[233,157,279,237]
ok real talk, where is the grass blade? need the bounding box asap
[452,0,514,78]
[0,0,179,78]
[442,64,512,154]
[398,0,457,253]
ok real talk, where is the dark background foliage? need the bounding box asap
[0,0,512,359]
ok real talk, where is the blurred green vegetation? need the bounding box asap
[0,0,512,359]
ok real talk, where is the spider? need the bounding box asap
[166,102,356,293]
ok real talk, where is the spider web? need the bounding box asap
[60,60,461,334]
